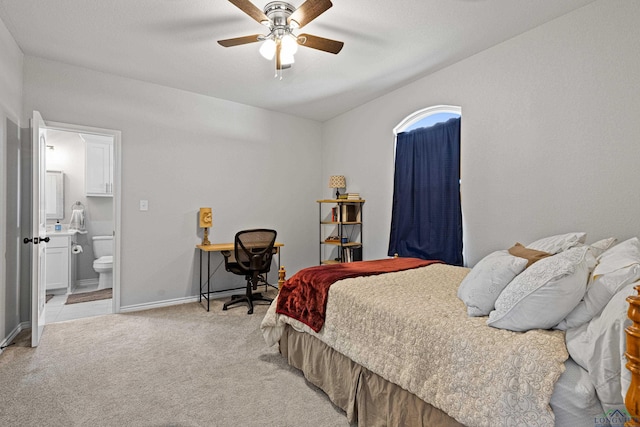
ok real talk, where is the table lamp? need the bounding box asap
[199,207,212,246]
[329,175,346,199]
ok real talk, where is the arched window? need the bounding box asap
[388,105,463,265]
[393,105,462,137]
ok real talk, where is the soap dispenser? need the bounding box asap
[55,220,62,231]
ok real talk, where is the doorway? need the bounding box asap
[39,119,121,324]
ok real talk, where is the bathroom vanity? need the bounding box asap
[45,230,82,293]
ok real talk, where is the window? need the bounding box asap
[388,106,463,265]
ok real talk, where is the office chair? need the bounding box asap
[221,229,277,314]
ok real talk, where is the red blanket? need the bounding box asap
[276,257,441,332]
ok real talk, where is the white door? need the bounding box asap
[31,110,48,347]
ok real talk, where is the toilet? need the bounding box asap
[92,235,113,290]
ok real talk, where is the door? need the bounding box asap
[31,110,48,346]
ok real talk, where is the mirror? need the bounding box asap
[46,170,64,220]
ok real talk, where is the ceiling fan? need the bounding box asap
[218,0,344,76]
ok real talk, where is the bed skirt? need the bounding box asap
[280,324,465,427]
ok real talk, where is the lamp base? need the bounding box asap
[202,228,211,246]
[335,188,340,199]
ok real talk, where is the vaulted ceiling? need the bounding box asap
[0,0,596,121]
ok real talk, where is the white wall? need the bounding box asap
[322,0,640,266]
[22,57,322,308]
[0,16,22,119]
[0,15,23,343]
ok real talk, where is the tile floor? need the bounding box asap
[45,284,113,324]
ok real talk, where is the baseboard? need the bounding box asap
[118,289,251,313]
[119,295,200,313]
[72,278,99,292]
[0,321,30,353]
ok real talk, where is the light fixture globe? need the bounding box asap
[281,33,298,55]
[281,52,295,65]
[259,38,276,60]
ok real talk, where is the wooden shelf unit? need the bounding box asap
[317,199,364,265]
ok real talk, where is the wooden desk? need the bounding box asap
[196,242,283,311]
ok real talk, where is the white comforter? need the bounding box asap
[261,263,569,427]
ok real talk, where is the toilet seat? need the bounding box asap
[93,255,113,270]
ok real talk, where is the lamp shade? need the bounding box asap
[199,207,212,228]
[329,175,346,189]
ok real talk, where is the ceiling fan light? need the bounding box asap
[259,39,276,60]
[280,51,295,65]
[281,34,298,55]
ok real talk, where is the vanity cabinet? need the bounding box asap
[85,137,113,197]
[46,235,70,291]
[46,234,77,292]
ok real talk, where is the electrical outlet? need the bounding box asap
[139,200,148,211]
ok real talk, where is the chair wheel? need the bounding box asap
[223,306,228,311]
[247,308,253,315]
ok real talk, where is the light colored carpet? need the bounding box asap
[0,293,351,427]
[65,288,112,305]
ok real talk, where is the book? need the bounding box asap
[341,204,359,222]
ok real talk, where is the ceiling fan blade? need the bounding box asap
[288,0,332,29]
[228,0,269,25]
[217,34,262,47]
[297,33,343,54]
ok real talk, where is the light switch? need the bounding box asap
[139,200,148,211]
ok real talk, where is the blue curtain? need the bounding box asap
[388,117,463,265]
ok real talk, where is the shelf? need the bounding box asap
[321,221,362,225]
[322,241,362,247]
[318,199,364,264]
[317,199,365,204]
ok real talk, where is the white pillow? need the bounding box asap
[587,237,618,258]
[581,237,617,272]
[527,232,587,255]
[557,237,640,330]
[566,281,637,414]
[487,246,589,332]
[457,250,528,317]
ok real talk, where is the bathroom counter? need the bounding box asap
[46,228,88,236]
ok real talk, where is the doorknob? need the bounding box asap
[23,237,50,244]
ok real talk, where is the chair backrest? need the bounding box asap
[234,229,277,274]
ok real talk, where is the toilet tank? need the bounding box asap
[92,235,113,258]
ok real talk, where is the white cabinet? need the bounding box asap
[85,136,113,197]
[46,235,71,291]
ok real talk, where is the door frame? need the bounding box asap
[45,119,122,314]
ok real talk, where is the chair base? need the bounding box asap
[223,292,273,315]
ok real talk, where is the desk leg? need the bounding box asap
[198,249,212,312]
[264,248,282,292]
[207,251,211,311]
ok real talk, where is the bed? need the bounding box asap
[261,233,640,427]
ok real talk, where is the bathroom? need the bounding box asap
[44,128,115,323]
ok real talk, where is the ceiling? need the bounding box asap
[0,0,595,121]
